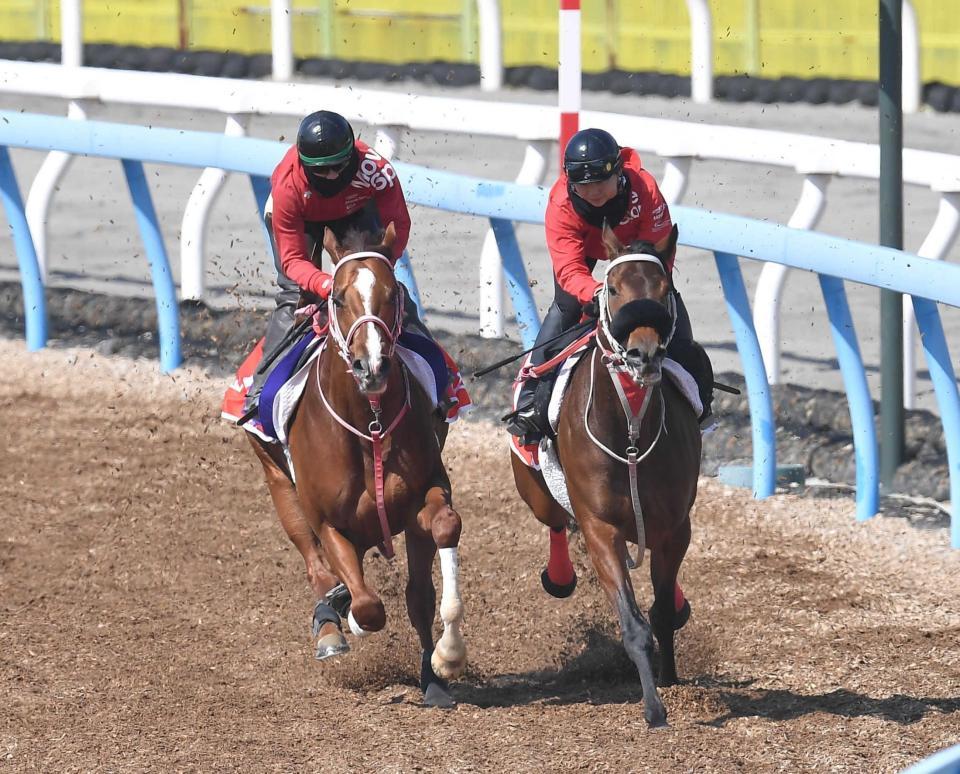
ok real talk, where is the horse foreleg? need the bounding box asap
[248,436,348,659]
[419,484,466,682]
[317,521,385,636]
[648,517,692,687]
[247,435,340,598]
[510,454,577,598]
[579,514,667,728]
[404,526,453,708]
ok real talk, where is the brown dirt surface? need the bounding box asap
[1,340,958,773]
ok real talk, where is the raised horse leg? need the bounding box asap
[316,519,387,636]
[648,517,691,687]
[247,435,348,660]
[405,482,465,708]
[511,454,577,598]
[579,513,667,728]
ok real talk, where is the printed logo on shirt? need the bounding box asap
[650,201,668,231]
[619,190,642,226]
[351,147,398,192]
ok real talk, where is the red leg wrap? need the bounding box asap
[547,528,575,586]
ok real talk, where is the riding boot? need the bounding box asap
[245,210,301,414]
[244,299,297,413]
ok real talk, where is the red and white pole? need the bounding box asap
[558,0,581,166]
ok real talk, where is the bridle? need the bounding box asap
[327,250,404,369]
[316,249,409,560]
[586,251,678,568]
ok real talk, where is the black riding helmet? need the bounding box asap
[297,110,359,196]
[563,128,622,184]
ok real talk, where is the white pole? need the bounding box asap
[61,0,83,68]
[558,0,581,162]
[753,173,831,383]
[180,114,250,301]
[479,141,550,338]
[685,0,713,103]
[901,0,921,114]
[659,156,692,205]
[902,191,960,407]
[271,0,294,82]
[477,0,503,92]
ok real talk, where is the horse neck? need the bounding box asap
[589,349,663,442]
[317,342,406,429]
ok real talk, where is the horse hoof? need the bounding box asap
[431,648,467,681]
[314,632,350,661]
[541,568,577,599]
[645,705,668,729]
[423,681,456,709]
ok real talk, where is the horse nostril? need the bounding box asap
[352,358,367,375]
[626,348,650,363]
[380,359,391,375]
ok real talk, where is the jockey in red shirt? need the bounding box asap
[245,110,430,411]
[504,127,714,443]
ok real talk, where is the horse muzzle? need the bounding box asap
[625,348,663,384]
[351,356,391,395]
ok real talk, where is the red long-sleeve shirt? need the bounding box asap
[269,141,412,296]
[544,148,673,304]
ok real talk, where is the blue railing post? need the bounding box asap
[0,146,47,350]
[489,217,540,349]
[714,251,776,498]
[122,159,181,373]
[912,297,960,548]
[819,275,879,520]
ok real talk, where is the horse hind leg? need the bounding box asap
[247,435,349,659]
[510,454,577,598]
[579,514,667,728]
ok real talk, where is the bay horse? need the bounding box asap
[248,222,466,708]
[511,224,700,727]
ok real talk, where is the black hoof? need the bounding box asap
[541,567,577,598]
[420,650,455,709]
[423,681,455,709]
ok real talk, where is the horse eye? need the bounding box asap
[331,294,344,309]
[608,287,618,297]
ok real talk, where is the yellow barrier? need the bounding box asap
[2,0,958,86]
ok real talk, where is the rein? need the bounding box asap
[583,252,678,569]
[319,249,409,560]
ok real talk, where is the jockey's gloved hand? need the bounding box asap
[315,273,334,301]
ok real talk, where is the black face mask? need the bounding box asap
[304,149,360,197]
[568,174,631,229]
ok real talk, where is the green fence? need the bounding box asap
[3,1,958,85]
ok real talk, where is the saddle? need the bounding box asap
[221,328,472,447]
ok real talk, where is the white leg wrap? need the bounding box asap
[347,609,372,638]
[431,547,467,680]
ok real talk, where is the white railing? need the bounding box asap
[2,60,957,408]
[53,0,923,108]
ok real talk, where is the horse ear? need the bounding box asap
[382,221,397,250]
[322,226,341,264]
[601,220,624,259]
[654,224,679,262]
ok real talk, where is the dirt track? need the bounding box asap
[1,340,958,772]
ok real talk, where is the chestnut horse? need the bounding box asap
[248,223,466,708]
[511,224,700,727]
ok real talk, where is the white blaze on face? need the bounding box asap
[354,267,383,370]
